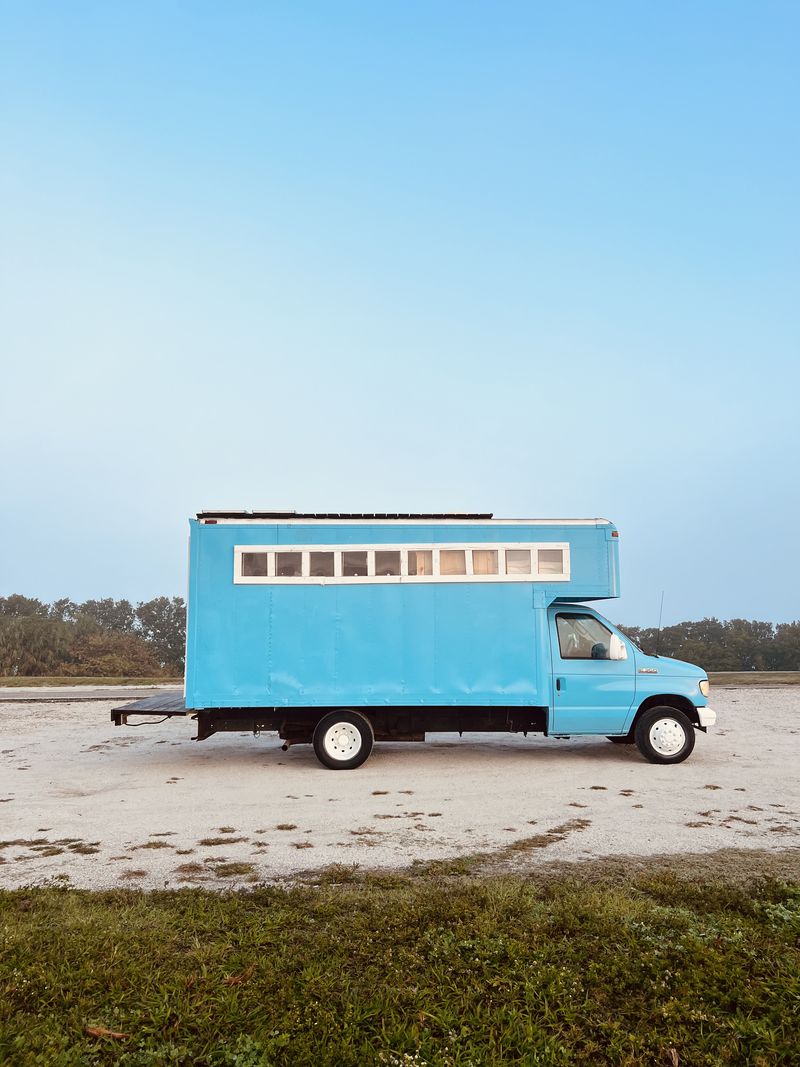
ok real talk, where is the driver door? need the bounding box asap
[548,609,636,734]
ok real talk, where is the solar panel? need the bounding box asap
[197,511,495,520]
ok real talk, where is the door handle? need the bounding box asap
[556,677,564,692]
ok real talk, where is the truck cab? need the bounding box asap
[549,604,715,762]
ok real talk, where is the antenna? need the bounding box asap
[654,591,665,657]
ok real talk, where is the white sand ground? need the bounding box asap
[1,687,798,890]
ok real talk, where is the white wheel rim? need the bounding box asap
[649,717,686,756]
[322,722,362,761]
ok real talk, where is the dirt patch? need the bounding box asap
[1,687,799,890]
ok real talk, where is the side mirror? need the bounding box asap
[608,634,628,661]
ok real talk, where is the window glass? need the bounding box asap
[342,551,368,577]
[505,549,531,575]
[538,549,564,575]
[408,550,433,576]
[275,552,302,578]
[472,549,498,575]
[241,552,268,577]
[556,614,612,659]
[375,550,401,576]
[310,552,334,577]
[237,542,567,583]
[440,549,466,575]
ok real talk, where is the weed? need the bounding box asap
[198,836,247,846]
[317,863,361,885]
[213,862,256,877]
[409,856,478,877]
[0,839,49,850]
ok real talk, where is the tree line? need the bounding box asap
[616,618,800,672]
[0,595,186,677]
[0,594,798,676]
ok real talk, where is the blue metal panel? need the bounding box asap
[185,519,619,710]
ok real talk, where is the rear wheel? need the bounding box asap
[313,710,374,770]
[634,707,695,764]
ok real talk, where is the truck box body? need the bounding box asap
[185,516,619,711]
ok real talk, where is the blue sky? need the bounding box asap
[1,1,798,625]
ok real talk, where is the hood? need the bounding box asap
[634,649,706,678]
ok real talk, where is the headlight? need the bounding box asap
[699,679,710,698]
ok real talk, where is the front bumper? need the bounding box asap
[697,706,716,728]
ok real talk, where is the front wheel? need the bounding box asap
[634,707,695,765]
[313,710,374,770]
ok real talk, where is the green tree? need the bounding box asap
[135,597,186,672]
[59,632,167,677]
[772,622,800,670]
[0,615,73,675]
[0,595,49,618]
[76,598,136,633]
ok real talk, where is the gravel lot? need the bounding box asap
[1,687,798,890]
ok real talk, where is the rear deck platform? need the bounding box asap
[111,692,188,724]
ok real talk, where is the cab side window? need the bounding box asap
[556,614,613,660]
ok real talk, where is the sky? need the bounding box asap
[1,1,798,625]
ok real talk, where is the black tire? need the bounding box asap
[607,736,634,744]
[634,707,695,765]
[312,710,374,770]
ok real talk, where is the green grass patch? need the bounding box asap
[707,670,800,686]
[0,676,183,687]
[1,874,798,1065]
[212,862,257,879]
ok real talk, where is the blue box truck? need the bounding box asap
[113,511,716,768]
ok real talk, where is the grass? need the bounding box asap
[1,874,798,1066]
[198,837,248,847]
[0,676,182,687]
[708,671,800,686]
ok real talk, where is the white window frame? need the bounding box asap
[233,542,571,585]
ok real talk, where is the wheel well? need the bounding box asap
[629,695,698,736]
